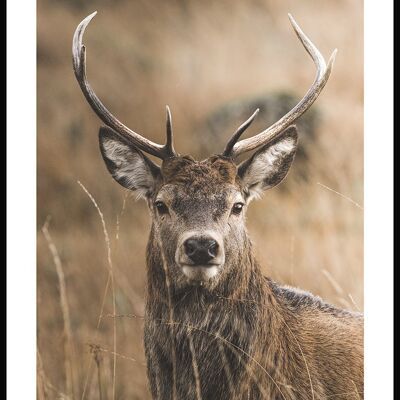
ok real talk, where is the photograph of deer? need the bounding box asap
[70,11,363,400]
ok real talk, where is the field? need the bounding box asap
[37,0,363,398]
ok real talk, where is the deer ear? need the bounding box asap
[99,126,161,198]
[238,126,298,200]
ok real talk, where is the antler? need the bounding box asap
[222,109,259,157]
[72,12,177,160]
[223,14,337,158]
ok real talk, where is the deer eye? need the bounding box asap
[232,202,244,215]
[155,201,168,215]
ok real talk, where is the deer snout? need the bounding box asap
[177,232,224,282]
[184,237,219,265]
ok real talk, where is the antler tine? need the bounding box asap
[165,105,176,157]
[222,109,259,157]
[229,14,337,158]
[72,12,178,160]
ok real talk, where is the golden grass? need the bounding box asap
[76,181,117,400]
[37,0,363,397]
[41,220,76,398]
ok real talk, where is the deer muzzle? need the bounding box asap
[176,231,225,282]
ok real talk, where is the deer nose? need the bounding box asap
[184,237,219,265]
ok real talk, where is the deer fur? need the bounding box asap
[99,126,364,400]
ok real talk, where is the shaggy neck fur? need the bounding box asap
[144,225,363,400]
[144,225,289,400]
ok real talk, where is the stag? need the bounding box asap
[73,12,363,399]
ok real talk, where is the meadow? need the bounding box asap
[37,0,363,398]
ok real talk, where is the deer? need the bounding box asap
[73,12,363,400]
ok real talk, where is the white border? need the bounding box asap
[364,0,393,398]
[7,0,37,398]
[6,0,393,398]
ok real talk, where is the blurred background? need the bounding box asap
[37,0,363,398]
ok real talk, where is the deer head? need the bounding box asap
[73,12,336,289]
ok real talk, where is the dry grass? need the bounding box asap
[76,181,117,400]
[42,219,76,398]
[37,0,363,397]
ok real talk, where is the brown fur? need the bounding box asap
[97,127,364,399]
[161,156,238,186]
[142,157,363,400]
